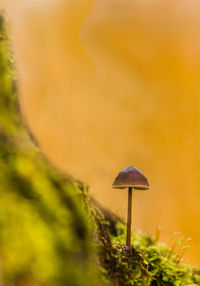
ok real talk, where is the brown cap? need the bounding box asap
[112,166,150,190]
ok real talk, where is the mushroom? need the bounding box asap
[112,166,150,247]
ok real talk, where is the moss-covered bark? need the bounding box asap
[0,12,200,286]
[0,13,101,286]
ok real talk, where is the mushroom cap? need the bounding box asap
[112,166,150,190]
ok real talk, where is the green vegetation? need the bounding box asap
[0,11,200,286]
[0,13,101,286]
[108,222,200,285]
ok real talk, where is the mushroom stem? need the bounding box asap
[126,187,133,247]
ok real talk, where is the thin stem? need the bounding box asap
[126,187,133,247]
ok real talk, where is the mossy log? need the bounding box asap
[0,13,200,286]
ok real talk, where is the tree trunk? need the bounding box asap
[0,13,101,286]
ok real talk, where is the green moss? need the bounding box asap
[0,12,101,286]
[107,222,200,285]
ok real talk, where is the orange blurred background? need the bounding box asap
[2,0,200,266]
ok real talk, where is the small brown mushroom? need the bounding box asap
[112,166,150,247]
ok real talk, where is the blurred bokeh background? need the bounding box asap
[2,0,200,266]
